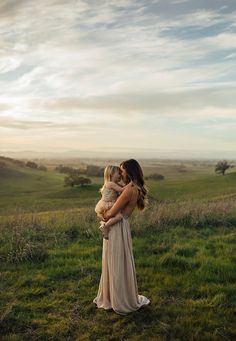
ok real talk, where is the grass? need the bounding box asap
[147,172,236,202]
[1,204,236,340]
[0,161,101,214]
[0,158,236,340]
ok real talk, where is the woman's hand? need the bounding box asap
[96,212,106,222]
[103,210,111,221]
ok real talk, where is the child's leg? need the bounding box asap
[104,212,123,228]
[102,213,123,240]
[96,213,104,221]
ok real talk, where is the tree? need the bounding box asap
[64,175,91,187]
[64,175,75,187]
[26,161,38,169]
[145,173,165,181]
[55,165,82,175]
[38,165,47,171]
[85,165,104,177]
[215,160,233,176]
[77,177,92,186]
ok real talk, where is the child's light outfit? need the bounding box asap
[95,186,119,215]
[95,183,122,240]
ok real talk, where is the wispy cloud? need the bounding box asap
[29,85,236,118]
[0,116,55,129]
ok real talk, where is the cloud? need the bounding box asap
[31,85,236,117]
[0,114,123,130]
[0,103,11,111]
[0,0,28,17]
[0,0,235,155]
[0,57,22,73]
[0,116,56,129]
[0,3,235,101]
[170,0,189,4]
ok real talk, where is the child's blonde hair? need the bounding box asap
[99,165,120,193]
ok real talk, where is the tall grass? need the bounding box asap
[1,199,236,340]
[1,198,236,264]
[131,198,236,236]
[0,208,98,264]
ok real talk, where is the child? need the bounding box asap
[95,165,125,240]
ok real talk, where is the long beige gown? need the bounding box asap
[93,214,150,315]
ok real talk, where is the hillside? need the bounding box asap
[1,156,236,214]
[0,156,27,178]
[0,156,100,215]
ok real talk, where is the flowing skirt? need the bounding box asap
[93,216,150,315]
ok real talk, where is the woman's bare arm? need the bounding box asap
[103,186,133,220]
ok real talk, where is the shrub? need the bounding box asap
[26,161,38,169]
[38,165,47,171]
[64,175,91,187]
[85,165,104,177]
[55,165,83,175]
[145,173,165,181]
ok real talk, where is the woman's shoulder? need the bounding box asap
[127,181,139,191]
[123,182,139,198]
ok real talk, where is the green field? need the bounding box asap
[0,157,236,340]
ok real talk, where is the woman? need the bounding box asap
[93,159,151,315]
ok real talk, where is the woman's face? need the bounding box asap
[120,165,129,184]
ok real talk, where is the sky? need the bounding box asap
[0,0,236,159]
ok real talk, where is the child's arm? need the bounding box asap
[107,182,126,193]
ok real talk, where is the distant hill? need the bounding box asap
[2,149,236,160]
[0,156,27,178]
[0,155,47,178]
[0,155,25,166]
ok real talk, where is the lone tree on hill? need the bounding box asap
[215,160,233,176]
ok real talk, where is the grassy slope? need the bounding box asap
[1,214,235,340]
[0,160,100,214]
[1,159,236,214]
[0,159,236,340]
[148,172,236,202]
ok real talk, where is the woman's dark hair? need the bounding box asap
[120,159,148,210]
